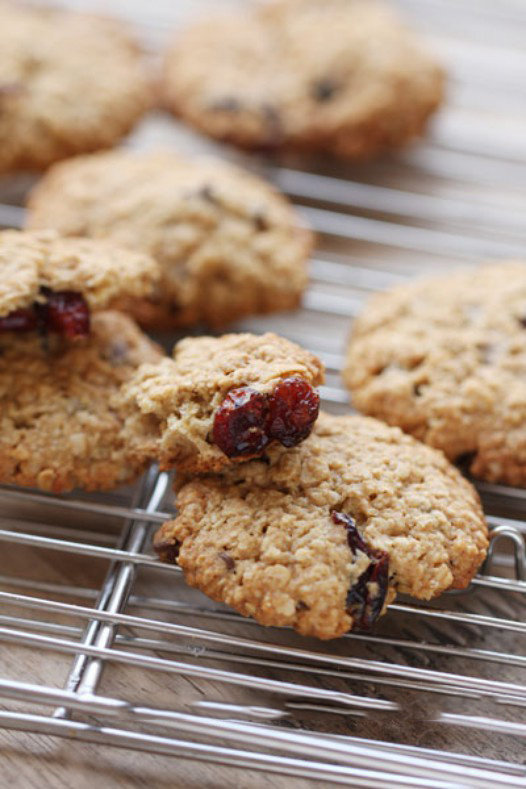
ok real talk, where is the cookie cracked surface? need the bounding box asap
[26,149,311,329]
[120,332,324,474]
[161,0,444,158]
[154,413,487,640]
[0,1,149,173]
[0,311,162,492]
[345,263,526,486]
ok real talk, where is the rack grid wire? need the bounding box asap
[1,1,526,786]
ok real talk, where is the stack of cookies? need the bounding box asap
[0,229,162,491]
[0,0,492,641]
[118,333,487,641]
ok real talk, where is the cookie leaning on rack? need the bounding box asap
[155,413,488,640]
[0,229,162,492]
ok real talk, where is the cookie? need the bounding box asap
[0,2,149,173]
[344,262,526,487]
[26,149,311,329]
[160,0,444,158]
[0,229,159,340]
[0,310,162,492]
[119,332,324,474]
[154,413,487,640]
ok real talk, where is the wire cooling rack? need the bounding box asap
[1,1,526,786]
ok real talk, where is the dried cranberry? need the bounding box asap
[213,377,320,458]
[267,377,320,448]
[212,387,270,458]
[41,289,90,340]
[332,511,389,630]
[0,289,90,340]
[0,308,37,333]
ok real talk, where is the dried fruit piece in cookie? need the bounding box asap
[119,332,324,473]
[154,413,487,640]
[160,0,444,158]
[345,262,526,487]
[0,230,159,340]
[331,511,389,630]
[212,387,271,457]
[0,289,91,340]
[26,149,311,329]
[0,311,162,492]
[266,376,320,447]
[38,289,90,340]
[0,2,149,174]
[212,377,320,457]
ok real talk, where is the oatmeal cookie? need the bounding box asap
[120,332,324,473]
[0,229,159,316]
[26,149,311,329]
[0,2,149,173]
[160,0,444,158]
[0,311,162,492]
[154,413,487,640]
[0,229,159,341]
[345,263,526,486]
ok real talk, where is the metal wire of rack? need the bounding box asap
[1,1,526,787]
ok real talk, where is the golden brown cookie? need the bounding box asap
[26,149,311,329]
[0,311,162,492]
[345,263,526,486]
[160,0,444,158]
[0,2,149,173]
[154,413,487,640]
[0,229,159,340]
[120,332,324,473]
[0,229,159,315]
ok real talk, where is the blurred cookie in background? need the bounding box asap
[0,1,150,174]
[27,149,312,329]
[345,263,526,487]
[160,0,444,159]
